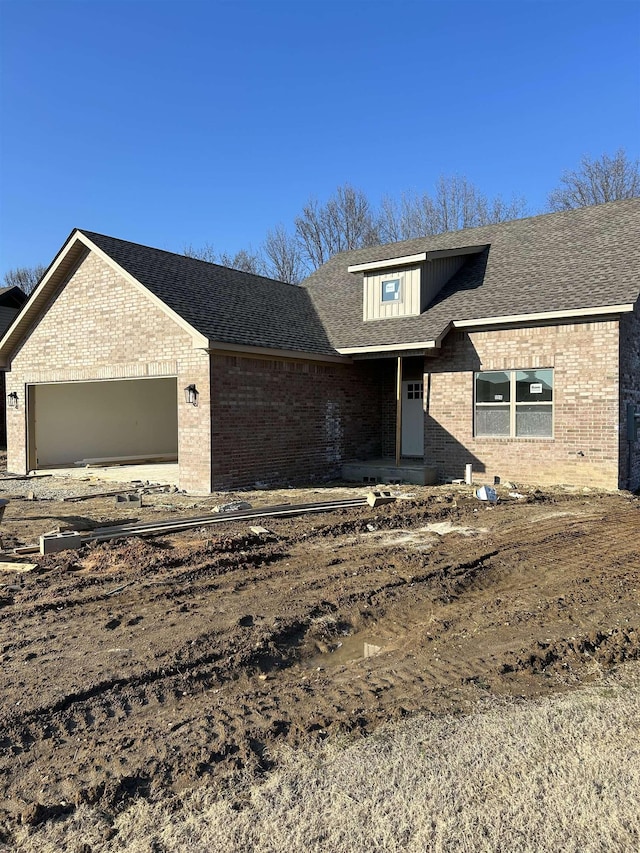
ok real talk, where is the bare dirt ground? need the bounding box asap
[0,468,639,843]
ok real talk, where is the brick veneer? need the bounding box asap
[422,320,623,489]
[5,252,212,493]
[3,248,635,493]
[210,353,381,488]
[620,303,640,491]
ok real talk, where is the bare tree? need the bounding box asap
[548,149,640,211]
[218,248,266,276]
[295,184,379,270]
[184,243,266,276]
[183,242,218,263]
[378,177,527,242]
[263,224,304,284]
[2,264,46,295]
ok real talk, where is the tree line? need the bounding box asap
[5,149,639,292]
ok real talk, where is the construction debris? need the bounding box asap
[39,497,370,555]
[63,488,140,503]
[476,485,498,504]
[213,501,253,513]
[40,532,84,555]
[115,493,143,507]
[366,490,395,508]
[104,581,135,597]
[249,526,271,536]
[14,545,40,555]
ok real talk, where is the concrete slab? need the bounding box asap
[31,462,180,487]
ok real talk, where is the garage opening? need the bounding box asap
[28,377,178,469]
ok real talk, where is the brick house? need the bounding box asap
[0,285,28,447]
[0,199,638,492]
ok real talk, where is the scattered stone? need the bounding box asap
[213,501,252,513]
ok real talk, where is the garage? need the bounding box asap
[27,377,178,469]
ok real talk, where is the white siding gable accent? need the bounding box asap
[363,265,421,320]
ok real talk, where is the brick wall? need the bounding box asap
[619,304,640,491]
[210,353,381,489]
[423,320,622,489]
[5,251,213,493]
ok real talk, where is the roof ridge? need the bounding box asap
[78,229,296,288]
[321,197,640,265]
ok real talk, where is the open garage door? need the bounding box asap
[28,377,178,469]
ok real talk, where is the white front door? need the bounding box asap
[401,380,424,457]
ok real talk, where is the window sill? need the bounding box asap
[474,436,555,442]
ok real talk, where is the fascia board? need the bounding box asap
[0,229,86,366]
[452,303,635,329]
[347,253,427,273]
[337,340,438,355]
[208,342,349,364]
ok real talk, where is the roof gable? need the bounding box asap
[0,230,337,366]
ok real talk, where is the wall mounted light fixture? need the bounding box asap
[184,384,199,406]
[7,392,18,409]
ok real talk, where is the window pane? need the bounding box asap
[516,369,553,402]
[476,405,510,436]
[516,405,553,436]
[476,372,510,404]
[381,279,401,302]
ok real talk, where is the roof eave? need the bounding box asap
[452,303,636,330]
[207,341,349,364]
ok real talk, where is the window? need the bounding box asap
[475,369,553,437]
[406,382,424,400]
[381,278,401,302]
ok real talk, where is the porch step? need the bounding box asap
[342,460,439,486]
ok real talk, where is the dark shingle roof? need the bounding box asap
[301,199,640,350]
[79,231,336,356]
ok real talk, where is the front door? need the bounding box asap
[401,380,424,457]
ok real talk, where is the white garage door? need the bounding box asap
[29,377,178,468]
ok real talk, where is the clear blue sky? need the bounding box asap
[1,0,639,275]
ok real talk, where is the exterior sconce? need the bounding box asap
[184,384,198,406]
[7,392,18,409]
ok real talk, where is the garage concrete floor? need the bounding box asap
[31,462,180,487]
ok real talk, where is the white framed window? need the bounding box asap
[381,277,401,302]
[475,369,553,437]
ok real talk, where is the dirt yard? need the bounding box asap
[0,470,638,840]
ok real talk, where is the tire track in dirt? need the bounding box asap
[1,494,638,827]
